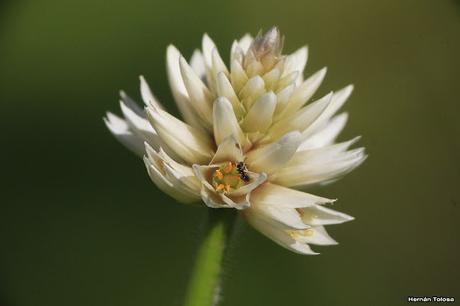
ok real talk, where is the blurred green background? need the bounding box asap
[1,0,459,305]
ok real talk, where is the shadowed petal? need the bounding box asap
[299,205,354,226]
[140,76,163,109]
[179,56,214,127]
[104,112,144,156]
[299,113,348,150]
[242,92,276,133]
[267,92,333,142]
[211,136,244,164]
[146,105,213,164]
[273,139,366,187]
[277,67,327,119]
[251,183,335,209]
[166,45,203,129]
[143,156,199,203]
[244,209,319,255]
[213,97,246,146]
[282,46,308,85]
[247,131,302,174]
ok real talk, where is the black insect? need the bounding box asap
[236,162,250,182]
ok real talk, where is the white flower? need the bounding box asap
[104,27,366,255]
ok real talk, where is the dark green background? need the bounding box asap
[1,0,459,305]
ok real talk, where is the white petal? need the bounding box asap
[202,34,216,68]
[277,67,327,119]
[190,49,206,80]
[119,91,143,116]
[242,91,276,133]
[299,205,354,226]
[275,84,295,113]
[146,105,213,164]
[302,85,353,137]
[246,131,302,174]
[238,34,253,52]
[166,45,187,99]
[230,41,244,65]
[276,71,299,91]
[250,183,335,209]
[166,45,202,128]
[228,171,267,197]
[192,164,218,192]
[143,156,198,203]
[239,75,265,109]
[119,100,161,149]
[119,99,184,162]
[263,68,281,90]
[290,226,338,246]
[230,59,249,93]
[145,143,201,199]
[104,112,144,156]
[201,34,218,93]
[244,209,318,255]
[282,46,308,84]
[211,136,244,164]
[253,205,307,229]
[139,76,163,109]
[212,48,229,76]
[273,141,367,187]
[200,187,250,209]
[179,56,213,127]
[267,92,333,142]
[213,97,246,146]
[221,193,251,210]
[200,187,231,208]
[245,60,264,78]
[298,113,348,150]
[216,72,245,117]
[326,85,353,118]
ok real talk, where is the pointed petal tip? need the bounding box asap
[328,239,339,246]
[318,67,328,76]
[166,43,175,50]
[266,90,276,98]
[166,45,182,65]
[294,244,319,255]
[214,96,231,107]
[178,55,187,66]
[166,44,180,55]
[145,101,160,113]
[202,33,216,51]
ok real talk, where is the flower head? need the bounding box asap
[104,27,366,254]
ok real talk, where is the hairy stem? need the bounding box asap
[183,209,236,306]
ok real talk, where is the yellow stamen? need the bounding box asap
[223,162,233,173]
[214,169,223,180]
[212,161,250,194]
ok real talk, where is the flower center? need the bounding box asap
[212,162,250,194]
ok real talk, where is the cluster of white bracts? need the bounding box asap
[104,28,366,254]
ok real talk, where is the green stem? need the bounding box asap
[183,209,236,306]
